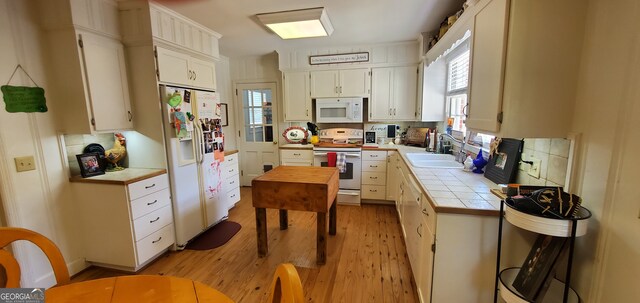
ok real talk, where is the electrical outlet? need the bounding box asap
[528,157,542,178]
[14,156,36,172]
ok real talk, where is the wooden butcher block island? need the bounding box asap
[251,166,339,264]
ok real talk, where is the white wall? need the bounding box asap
[216,55,237,150]
[570,0,640,301]
[0,0,86,287]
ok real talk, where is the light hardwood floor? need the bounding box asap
[72,187,419,302]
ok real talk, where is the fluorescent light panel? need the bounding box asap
[257,7,334,39]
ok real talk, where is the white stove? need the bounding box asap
[313,128,364,205]
[317,128,364,145]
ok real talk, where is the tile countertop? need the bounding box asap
[391,145,503,217]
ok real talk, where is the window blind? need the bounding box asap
[448,50,470,92]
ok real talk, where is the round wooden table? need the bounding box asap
[45,275,234,302]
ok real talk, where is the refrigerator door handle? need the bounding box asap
[198,125,205,164]
[194,123,203,164]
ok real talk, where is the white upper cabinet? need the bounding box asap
[156,46,216,90]
[419,60,447,122]
[79,32,133,131]
[310,69,370,98]
[310,70,338,97]
[283,71,312,121]
[370,65,418,121]
[339,69,370,97]
[41,0,134,134]
[466,0,508,134]
[465,0,586,137]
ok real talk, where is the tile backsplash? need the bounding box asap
[64,133,114,176]
[517,138,571,187]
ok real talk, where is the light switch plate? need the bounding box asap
[528,157,542,179]
[14,156,36,172]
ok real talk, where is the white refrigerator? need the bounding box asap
[160,85,228,248]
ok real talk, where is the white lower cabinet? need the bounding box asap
[279,149,313,166]
[222,153,241,209]
[362,150,388,199]
[72,173,174,271]
[394,156,526,303]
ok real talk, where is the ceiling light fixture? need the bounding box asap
[256,7,334,40]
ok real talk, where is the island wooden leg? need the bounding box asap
[279,209,288,230]
[255,208,267,257]
[317,212,327,265]
[329,199,337,236]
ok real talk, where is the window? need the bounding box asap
[242,89,274,142]
[446,46,470,134]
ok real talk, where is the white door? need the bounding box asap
[236,83,280,186]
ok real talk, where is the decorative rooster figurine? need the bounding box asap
[105,133,127,171]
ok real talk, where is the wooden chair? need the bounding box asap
[0,227,70,287]
[267,263,304,303]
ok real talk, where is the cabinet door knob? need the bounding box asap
[152,237,162,244]
[128,111,132,122]
[193,71,197,80]
[145,184,156,189]
[150,217,160,223]
[147,200,158,206]
[422,208,429,216]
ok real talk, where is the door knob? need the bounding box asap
[273,141,278,144]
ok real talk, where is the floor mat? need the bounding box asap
[185,220,241,250]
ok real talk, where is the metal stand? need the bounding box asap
[493,200,587,303]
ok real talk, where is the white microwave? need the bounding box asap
[315,98,363,123]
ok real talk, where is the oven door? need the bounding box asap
[313,151,361,189]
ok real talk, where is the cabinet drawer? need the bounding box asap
[362,160,387,173]
[281,160,313,166]
[362,150,387,160]
[222,174,240,193]
[420,193,436,232]
[362,172,386,186]
[136,223,175,265]
[128,174,169,200]
[130,188,171,220]
[222,154,238,168]
[280,150,313,160]
[223,164,239,176]
[225,187,241,205]
[133,205,173,241]
[362,185,386,200]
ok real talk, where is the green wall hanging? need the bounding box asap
[2,64,48,113]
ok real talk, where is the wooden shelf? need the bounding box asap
[498,268,580,303]
[503,203,591,237]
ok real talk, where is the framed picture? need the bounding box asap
[484,138,523,184]
[76,152,105,178]
[220,103,229,126]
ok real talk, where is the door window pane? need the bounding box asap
[254,126,264,142]
[242,88,274,143]
[265,126,273,142]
